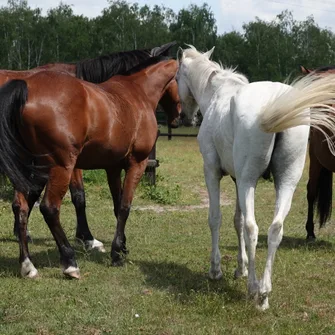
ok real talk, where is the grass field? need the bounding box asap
[1,132,335,334]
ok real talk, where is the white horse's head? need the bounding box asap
[176,45,215,126]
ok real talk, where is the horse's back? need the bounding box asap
[232,81,309,181]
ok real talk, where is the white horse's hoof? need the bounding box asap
[63,266,80,279]
[256,292,269,311]
[248,281,259,298]
[234,267,248,279]
[208,268,223,280]
[21,258,38,278]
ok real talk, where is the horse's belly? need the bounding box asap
[219,150,235,177]
[75,143,129,169]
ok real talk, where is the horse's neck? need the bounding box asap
[191,74,244,117]
[135,61,177,109]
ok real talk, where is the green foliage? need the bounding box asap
[140,173,181,205]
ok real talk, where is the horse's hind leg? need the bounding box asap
[236,177,259,296]
[39,166,79,279]
[13,184,44,242]
[16,191,39,278]
[258,129,308,311]
[306,146,322,240]
[70,169,105,252]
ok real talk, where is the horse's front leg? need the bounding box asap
[105,167,123,219]
[237,178,259,298]
[204,162,223,280]
[232,180,248,279]
[110,159,147,266]
[69,169,105,252]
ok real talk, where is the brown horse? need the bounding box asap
[0,42,179,251]
[0,56,179,279]
[300,65,335,240]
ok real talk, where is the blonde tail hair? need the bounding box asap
[260,73,335,153]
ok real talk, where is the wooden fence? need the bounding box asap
[144,124,198,185]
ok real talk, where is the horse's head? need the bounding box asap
[176,46,215,126]
[300,65,335,76]
[159,78,181,128]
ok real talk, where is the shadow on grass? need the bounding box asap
[225,234,334,251]
[137,260,245,304]
[259,234,334,250]
[0,238,111,277]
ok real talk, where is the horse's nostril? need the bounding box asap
[180,112,186,119]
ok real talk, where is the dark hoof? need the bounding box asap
[112,258,125,267]
[111,252,125,266]
[121,247,129,255]
[306,235,316,242]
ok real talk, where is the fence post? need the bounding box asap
[168,125,172,140]
[145,130,160,185]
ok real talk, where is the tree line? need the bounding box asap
[1,0,335,82]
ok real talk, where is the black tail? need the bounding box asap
[316,166,333,227]
[151,41,177,57]
[0,79,46,193]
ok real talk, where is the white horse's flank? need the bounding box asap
[176,45,335,310]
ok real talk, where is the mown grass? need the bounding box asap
[1,134,335,335]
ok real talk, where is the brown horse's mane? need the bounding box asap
[75,41,176,83]
[315,65,335,72]
[122,55,170,76]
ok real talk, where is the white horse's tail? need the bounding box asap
[260,73,335,153]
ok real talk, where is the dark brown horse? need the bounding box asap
[0,56,179,279]
[0,42,179,251]
[300,65,335,240]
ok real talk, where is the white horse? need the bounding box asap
[176,45,335,310]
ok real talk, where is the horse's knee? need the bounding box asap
[268,221,283,245]
[40,201,59,220]
[244,219,259,244]
[12,197,29,220]
[70,187,86,210]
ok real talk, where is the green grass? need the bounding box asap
[1,136,335,334]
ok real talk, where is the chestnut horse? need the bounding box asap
[0,42,179,251]
[301,65,335,240]
[0,56,179,279]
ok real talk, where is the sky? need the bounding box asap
[1,0,335,35]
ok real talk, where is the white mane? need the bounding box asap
[181,45,249,95]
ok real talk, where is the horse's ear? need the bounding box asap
[204,46,215,59]
[177,47,183,64]
[300,65,311,74]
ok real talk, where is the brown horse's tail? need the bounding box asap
[316,166,333,227]
[0,79,46,193]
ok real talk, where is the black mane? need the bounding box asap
[123,56,170,76]
[76,49,151,83]
[315,65,335,72]
[76,41,176,84]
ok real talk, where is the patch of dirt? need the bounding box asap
[133,187,233,213]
